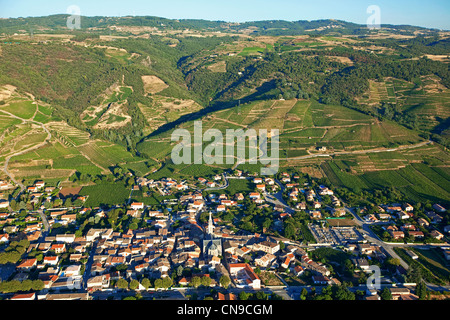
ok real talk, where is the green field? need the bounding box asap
[1,100,36,119]
[79,183,131,207]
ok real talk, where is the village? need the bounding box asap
[0,169,449,301]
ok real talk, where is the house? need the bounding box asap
[312,275,332,285]
[221,200,237,207]
[235,193,244,201]
[126,210,141,218]
[254,253,276,267]
[430,230,444,240]
[56,234,76,243]
[333,208,346,217]
[296,202,307,211]
[397,211,410,220]
[253,241,280,254]
[192,200,204,210]
[293,265,304,277]
[70,254,83,262]
[0,200,9,209]
[310,211,322,219]
[364,214,378,223]
[26,231,41,242]
[217,292,237,300]
[389,287,412,300]
[389,230,405,240]
[87,275,110,291]
[253,177,263,184]
[432,204,446,213]
[130,202,144,210]
[281,177,291,183]
[64,265,82,277]
[281,255,293,269]
[51,244,66,254]
[403,203,414,212]
[377,213,391,220]
[35,181,45,189]
[0,181,13,190]
[43,256,59,266]
[256,184,265,192]
[249,192,260,200]
[0,233,9,243]
[61,214,77,223]
[27,186,38,193]
[39,274,59,289]
[354,258,370,271]
[427,212,443,224]
[228,263,261,289]
[17,258,37,271]
[408,231,424,239]
[386,206,402,214]
[417,218,429,227]
[10,293,36,301]
[358,243,376,255]
[198,177,207,184]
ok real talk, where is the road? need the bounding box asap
[345,206,411,270]
[276,140,433,162]
[36,210,50,233]
[230,138,432,167]
[82,241,98,289]
[262,179,295,214]
[204,173,229,191]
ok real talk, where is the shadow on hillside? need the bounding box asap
[142,80,278,140]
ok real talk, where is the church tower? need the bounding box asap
[207,211,214,237]
[202,211,222,259]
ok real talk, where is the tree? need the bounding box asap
[115,264,128,272]
[334,284,355,300]
[176,265,184,277]
[380,287,392,300]
[129,279,139,291]
[154,278,163,290]
[201,276,211,288]
[284,222,296,239]
[116,278,128,290]
[300,288,308,300]
[191,276,201,288]
[21,280,33,292]
[219,275,231,289]
[239,291,250,300]
[141,278,151,290]
[255,291,268,300]
[162,277,173,289]
[415,281,427,300]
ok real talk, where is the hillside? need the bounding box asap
[0,14,449,205]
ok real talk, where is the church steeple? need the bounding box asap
[207,211,214,238]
